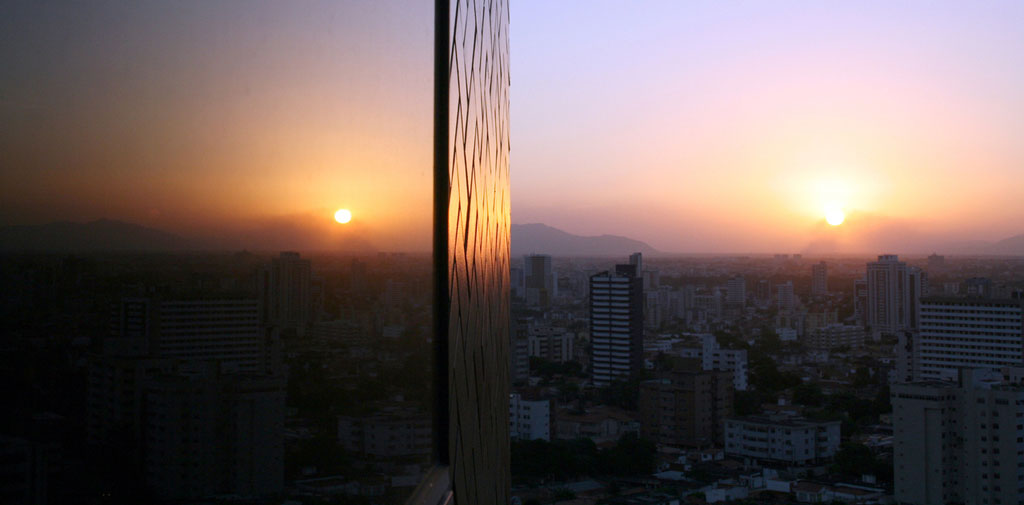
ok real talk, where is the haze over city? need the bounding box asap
[3,0,1024,253]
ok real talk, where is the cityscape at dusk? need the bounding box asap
[2,2,1024,505]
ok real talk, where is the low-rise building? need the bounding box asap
[724,416,840,466]
[509,393,551,441]
[337,404,431,458]
[806,324,865,350]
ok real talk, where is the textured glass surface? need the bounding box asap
[446,0,512,502]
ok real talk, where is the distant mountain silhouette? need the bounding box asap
[937,234,1024,257]
[987,234,1024,256]
[0,219,194,252]
[511,223,657,257]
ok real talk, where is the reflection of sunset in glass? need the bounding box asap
[334,209,352,224]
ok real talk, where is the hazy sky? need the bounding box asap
[2,1,1022,253]
[1,0,434,251]
[512,1,1024,253]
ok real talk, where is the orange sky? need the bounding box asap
[2,1,1023,253]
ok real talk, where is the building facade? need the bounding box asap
[892,368,1024,505]
[811,262,828,296]
[639,367,734,448]
[914,297,1024,381]
[509,393,551,441]
[724,416,840,466]
[590,258,644,387]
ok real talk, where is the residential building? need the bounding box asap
[259,251,313,335]
[676,335,748,391]
[811,262,828,296]
[144,364,286,500]
[891,367,1024,505]
[806,324,866,350]
[724,416,840,466]
[639,365,734,447]
[509,393,551,441]
[527,326,575,363]
[590,256,644,387]
[337,404,431,458]
[914,297,1024,381]
[524,254,555,307]
[726,276,746,308]
[777,281,796,313]
[866,255,927,339]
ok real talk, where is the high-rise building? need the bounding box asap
[258,252,313,335]
[590,255,644,387]
[524,254,554,307]
[510,266,525,299]
[155,299,271,373]
[892,368,1024,505]
[853,278,868,326]
[725,276,746,308]
[639,364,733,448]
[811,261,828,296]
[777,281,796,313]
[144,364,285,500]
[509,318,529,384]
[911,297,1024,381]
[866,255,927,339]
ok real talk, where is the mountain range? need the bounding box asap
[510,223,658,257]
[0,219,195,252]
[1,219,1022,257]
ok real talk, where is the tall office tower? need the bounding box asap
[866,254,926,339]
[892,368,1024,505]
[776,281,795,313]
[523,254,554,307]
[258,251,312,335]
[811,261,828,296]
[590,257,643,387]
[639,364,734,448]
[912,297,1024,381]
[725,276,746,308]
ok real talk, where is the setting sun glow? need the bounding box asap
[825,207,845,226]
[334,209,352,224]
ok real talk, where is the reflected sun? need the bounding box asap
[334,208,352,224]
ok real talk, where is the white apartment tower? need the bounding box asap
[913,297,1024,381]
[866,255,927,339]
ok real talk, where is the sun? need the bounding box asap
[334,208,352,224]
[824,206,845,226]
